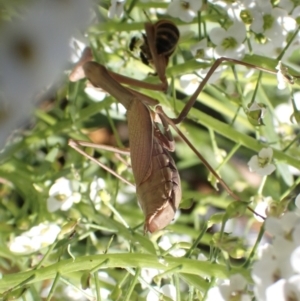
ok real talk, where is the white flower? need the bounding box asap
[180,73,201,95]
[276,61,290,90]
[9,235,40,254]
[209,22,246,59]
[140,268,161,289]
[110,102,127,116]
[84,85,107,102]
[253,241,300,300]
[197,65,224,84]
[274,103,293,125]
[254,199,269,222]
[62,285,92,301]
[265,212,300,238]
[146,284,177,301]
[252,209,300,301]
[158,234,191,257]
[179,67,223,95]
[108,0,126,19]
[273,91,300,129]
[9,223,61,254]
[47,177,81,212]
[69,35,89,64]
[247,147,276,176]
[116,185,136,205]
[249,37,280,58]
[190,39,214,61]
[98,272,116,299]
[265,277,300,301]
[291,247,300,274]
[197,253,208,261]
[248,102,267,117]
[289,166,300,176]
[246,102,267,126]
[167,0,202,23]
[252,244,278,300]
[248,3,270,34]
[291,6,300,19]
[206,274,250,301]
[209,0,243,21]
[89,178,106,205]
[267,281,286,301]
[190,39,207,59]
[250,3,296,48]
[278,0,295,12]
[106,102,127,121]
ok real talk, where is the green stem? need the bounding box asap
[257,176,267,195]
[46,272,60,301]
[90,259,110,274]
[243,223,265,268]
[35,242,57,270]
[174,274,181,301]
[153,265,183,283]
[277,25,300,61]
[280,176,300,201]
[282,132,300,152]
[185,223,208,258]
[123,268,140,301]
[197,11,202,39]
[216,143,241,173]
[0,253,251,293]
[250,71,263,105]
[94,271,101,301]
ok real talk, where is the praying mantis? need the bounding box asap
[69,20,295,233]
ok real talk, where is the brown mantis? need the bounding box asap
[69,20,295,233]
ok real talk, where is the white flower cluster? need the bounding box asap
[204,195,300,301]
[8,177,110,254]
[252,195,300,301]
[0,0,93,148]
[9,223,60,254]
[46,177,109,212]
[171,0,300,121]
[206,274,251,301]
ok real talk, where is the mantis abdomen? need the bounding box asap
[135,130,181,233]
[126,95,181,233]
